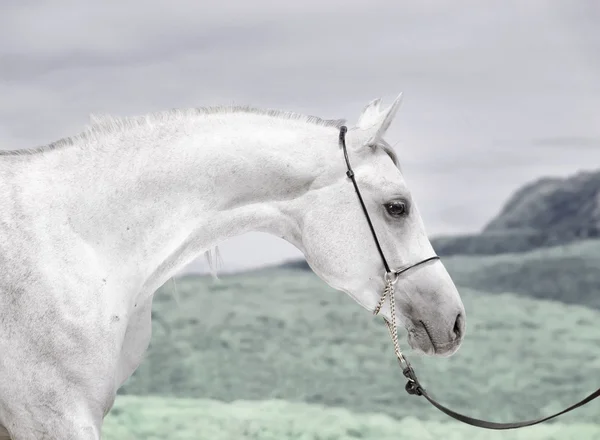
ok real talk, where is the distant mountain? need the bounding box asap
[484,171,600,233]
[432,169,600,256]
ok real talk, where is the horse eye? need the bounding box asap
[384,201,409,218]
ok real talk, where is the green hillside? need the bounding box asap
[276,239,600,309]
[104,395,600,440]
[443,239,600,309]
[119,265,600,430]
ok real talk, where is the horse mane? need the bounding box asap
[0,105,347,156]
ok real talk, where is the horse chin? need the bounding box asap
[406,327,461,358]
[406,328,436,356]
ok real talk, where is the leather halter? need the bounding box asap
[338,125,600,429]
[339,126,441,278]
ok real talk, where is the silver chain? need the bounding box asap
[373,274,410,371]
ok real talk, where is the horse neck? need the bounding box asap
[14,112,338,299]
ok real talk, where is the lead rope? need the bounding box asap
[373,277,403,360]
[372,274,420,396]
[370,265,600,429]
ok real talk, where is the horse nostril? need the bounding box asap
[452,313,464,340]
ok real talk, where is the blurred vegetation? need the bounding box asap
[104,396,600,440]
[444,239,600,309]
[110,242,600,439]
[431,230,599,256]
[431,230,596,256]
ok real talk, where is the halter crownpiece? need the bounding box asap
[337,126,599,430]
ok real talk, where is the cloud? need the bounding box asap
[1,0,599,271]
[532,136,600,148]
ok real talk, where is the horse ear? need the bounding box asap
[354,93,403,145]
[370,93,403,142]
[356,98,382,130]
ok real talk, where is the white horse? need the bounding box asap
[0,94,465,439]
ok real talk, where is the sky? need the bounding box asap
[1,0,599,273]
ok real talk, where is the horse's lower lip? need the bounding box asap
[408,330,461,357]
[407,331,436,355]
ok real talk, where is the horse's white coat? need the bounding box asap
[0,96,465,439]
